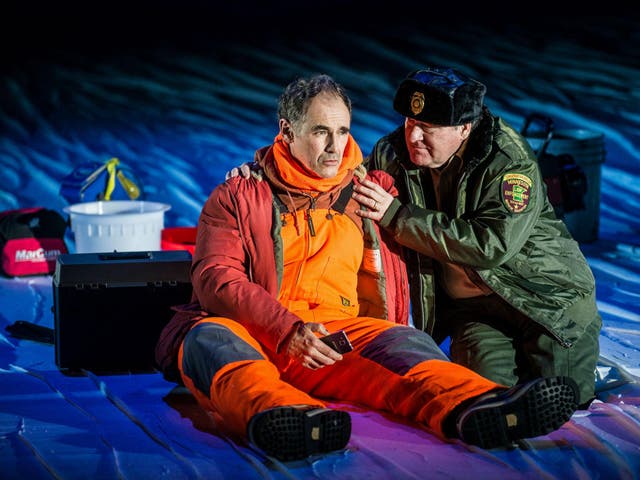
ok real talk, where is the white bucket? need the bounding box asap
[64,201,171,253]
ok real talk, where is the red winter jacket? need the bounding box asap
[155,167,409,382]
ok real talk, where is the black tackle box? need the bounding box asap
[53,250,192,372]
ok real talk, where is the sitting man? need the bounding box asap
[155,73,578,462]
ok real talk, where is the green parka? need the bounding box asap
[366,108,599,348]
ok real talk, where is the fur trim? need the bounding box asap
[393,67,486,126]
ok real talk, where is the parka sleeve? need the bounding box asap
[385,153,545,269]
[191,179,303,353]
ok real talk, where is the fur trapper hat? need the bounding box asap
[393,67,486,126]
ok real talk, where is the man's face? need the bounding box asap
[404,117,470,168]
[283,92,351,179]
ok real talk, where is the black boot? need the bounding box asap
[247,406,351,461]
[453,376,578,449]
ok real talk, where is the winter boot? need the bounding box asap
[455,376,578,449]
[247,406,351,461]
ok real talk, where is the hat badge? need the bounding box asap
[410,91,425,115]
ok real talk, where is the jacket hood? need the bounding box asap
[253,133,362,214]
[255,133,363,193]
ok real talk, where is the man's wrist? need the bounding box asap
[278,321,305,353]
[380,198,403,228]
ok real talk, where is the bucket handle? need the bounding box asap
[521,113,555,156]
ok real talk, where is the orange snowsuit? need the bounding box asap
[166,134,501,443]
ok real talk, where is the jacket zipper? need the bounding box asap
[293,195,315,297]
[305,196,316,237]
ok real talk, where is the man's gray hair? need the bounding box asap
[278,74,352,128]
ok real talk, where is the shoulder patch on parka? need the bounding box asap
[501,173,532,213]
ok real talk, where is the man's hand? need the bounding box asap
[285,322,344,369]
[225,163,253,180]
[352,178,394,221]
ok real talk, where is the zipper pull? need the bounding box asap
[306,210,316,236]
[306,196,317,236]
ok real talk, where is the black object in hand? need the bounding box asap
[319,330,353,354]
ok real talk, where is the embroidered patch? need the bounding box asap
[501,173,532,213]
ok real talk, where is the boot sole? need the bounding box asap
[457,376,578,449]
[248,407,351,461]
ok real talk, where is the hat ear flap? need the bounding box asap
[454,83,487,124]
